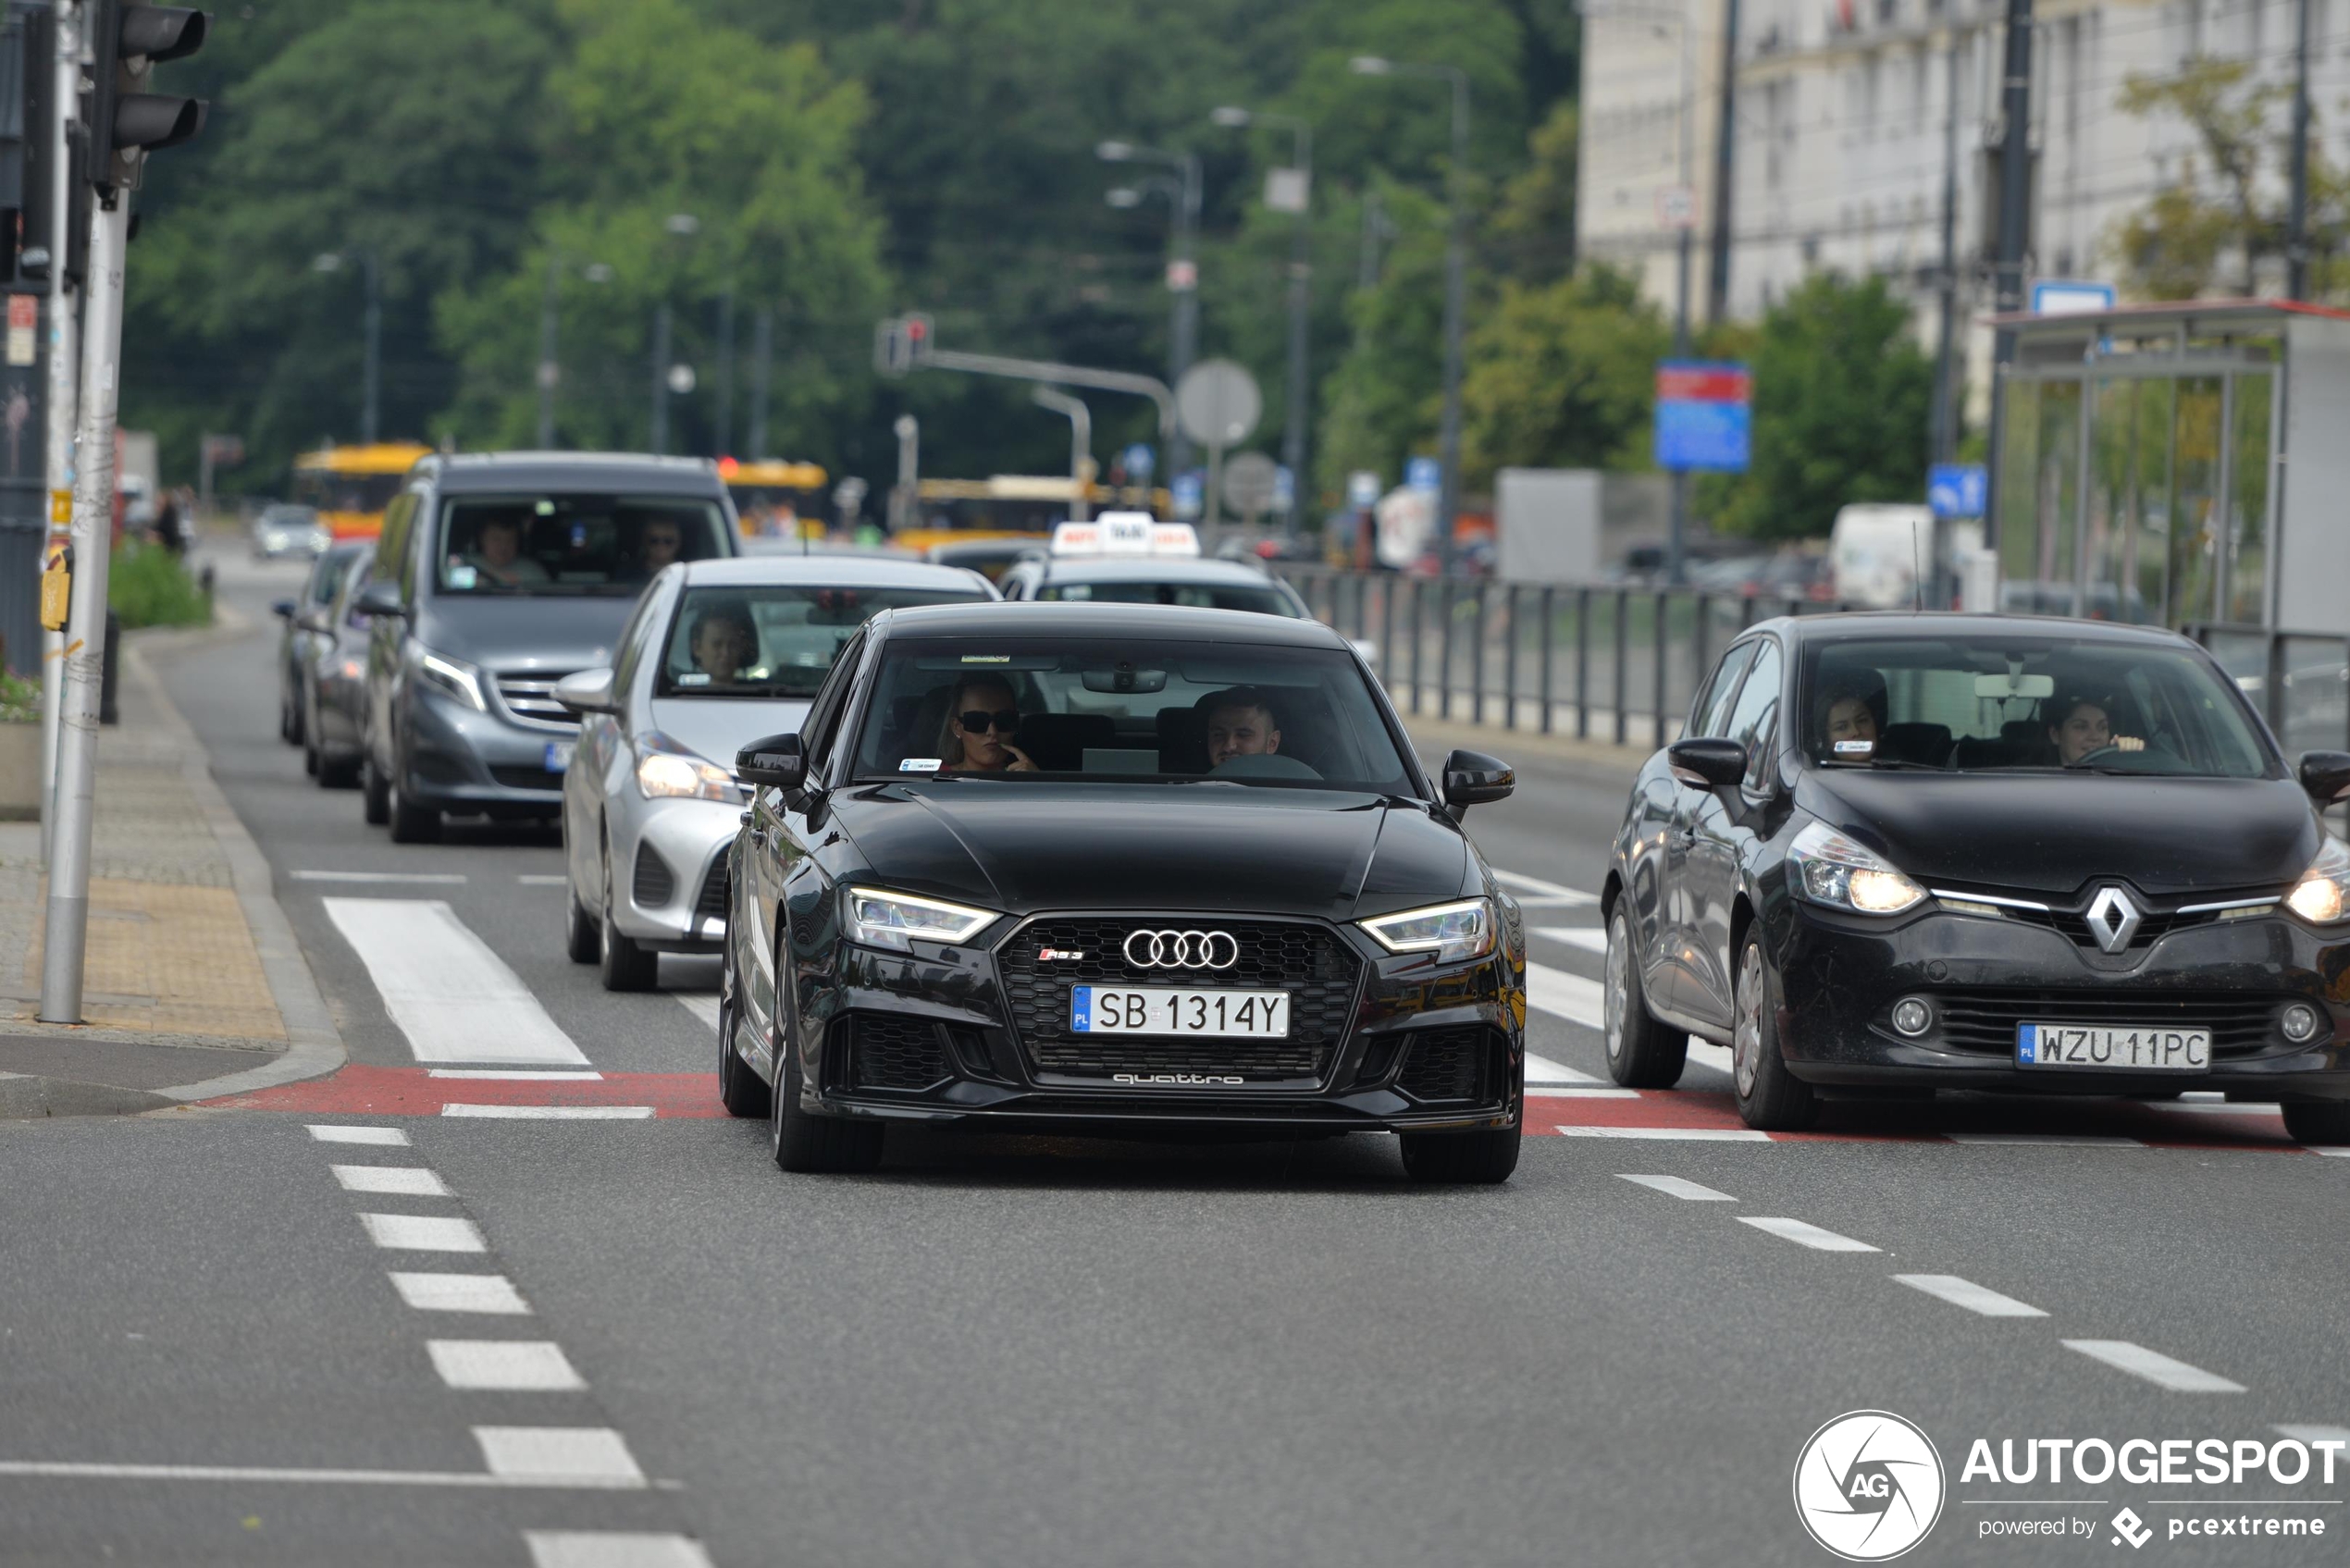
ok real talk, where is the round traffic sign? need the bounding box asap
[1220,451,1280,515]
[1176,359,1262,447]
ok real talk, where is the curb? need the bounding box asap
[0,1069,170,1119]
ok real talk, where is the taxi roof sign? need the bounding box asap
[1050,513,1198,558]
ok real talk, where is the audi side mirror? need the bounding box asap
[553,668,617,716]
[1441,748,1515,811]
[2298,750,2350,806]
[1667,737,1748,789]
[736,732,807,792]
[354,580,405,619]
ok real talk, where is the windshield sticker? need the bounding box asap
[899,758,944,772]
[960,655,1010,663]
[1833,739,1874,756]
[446,563,478,589]
[676,672,711,686]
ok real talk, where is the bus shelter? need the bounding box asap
[1988,299,2350,753]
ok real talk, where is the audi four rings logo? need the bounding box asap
[1122,930,1240,969]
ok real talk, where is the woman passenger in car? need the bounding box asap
[2047,694,2145,766]
[939,677,1035,772]
[1821,685,1881,758]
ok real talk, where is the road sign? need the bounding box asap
[1264,167,1310,215]
[1927,463,1987,519]
[1166,258,1198,292]
[1347,470,1381,510]
[1653,360,1751,474]
[665,363,696,395]
[6,294,36,367]
[1221,451,1280,516]
[1171,469,1204,520]
[1120,442,1156,482]
[1272,464,1295,514]
[1404,455,1441,493]
[1176,359,1261,447]
[2030,279,2116,315]
[1655,186,1696,230]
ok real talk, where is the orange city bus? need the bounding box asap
[895,475,1171,555]
[292,442,435,541]
[720,458,830,540]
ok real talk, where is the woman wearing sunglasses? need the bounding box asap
[941,677,1036,772]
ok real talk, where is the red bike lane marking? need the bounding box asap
[206,1065,726,1118]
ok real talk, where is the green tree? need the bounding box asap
[1698,274,1931,540]
[1312,181,1449,494]
[1488,98,1577,284]
[1459,263,1662,486]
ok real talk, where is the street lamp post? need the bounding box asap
[1212,105,1315,538]
[537,254,614,449]
[313,249,382,444]
[651,213,699,455]
[1351,56,1470,574]
[1032,387,1095,522]
[1098,139,1202,477]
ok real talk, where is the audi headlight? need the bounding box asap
[635,733,736,802]
[1787,820,1925,915]
[845,887,998,951]
[2286,837,2350,925]
[414,648,486,711]
[1358,897,1496,963]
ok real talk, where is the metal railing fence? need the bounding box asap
[2185,623,2350,759]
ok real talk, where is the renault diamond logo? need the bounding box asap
[2084,886,2142,954]
[1121,930,1240,969]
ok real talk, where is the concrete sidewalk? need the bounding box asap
[0,625,342,1116]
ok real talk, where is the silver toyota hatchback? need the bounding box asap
[553,553,998,990]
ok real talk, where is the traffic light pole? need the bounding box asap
[39,193,130,1024]
[38,0,82,865]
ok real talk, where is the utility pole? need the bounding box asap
[889,413,917,532]
[38,0,82,865]
[1212,105,1316,539]
[2287,0,2313,300]
[1032,387,1094,522]
[361,250,379,443]
[43,0,209,1023]
[649,302,670,455]
[1930,28,1963,464]
[1098,140,1201,477]
[1983,0,2034,555]
[748,306,772,461]
[713,286,734,457]
[1705,0,1740,325]
[536,250,559,448]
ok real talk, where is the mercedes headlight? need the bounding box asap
[413,648,486,711]
[1358,897,1496,962]
[2286,837,2350,925]
[844,887,998,950]
[635,733,736,802]
[1787,821,1925,916]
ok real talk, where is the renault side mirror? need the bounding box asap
[736,732,808,792]
[2298,750,2350,805]
[1667,737,1748,789]
[353,580,405,619]
[269,598,297,620]
[552,668,617,716]
[1441,748,1515,812]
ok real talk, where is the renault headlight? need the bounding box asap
[1787,821,1925,916]
[2286,837,2350,925]
[413,648,486,711]
[845,887,998,951]
[1358,897,1496,963]
[635,733,736,802]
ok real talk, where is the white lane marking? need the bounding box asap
[517,874,569,887]
[2062,1340,2245,1393]
[1617,1173,1736,1202]
[474,1428,643,1485]
[1946,1133,2145,1148]
[306,1124,408,1146]
[1556,1125,1772,1142]
[1524,1051,1599,1084]
[1492,870,1599,906]
[2311,1146,2350,1157]
[390,1273,532,1315]
[0,1462,643,1489]
[1738,1216,1879,1253]
[1528,1087,1639,1099]
[1525,961,1604,1028]
[440,1105,655,1120]
[331,1165,451,1197]
[673,994,722,1029]
[1535,926,1608,955]
[427,1340,587,1392]
[292,870,467,884]
[428,1069,605,1081]
[322,898,589,1065]
[1892,1274,2049,1317]
[360,1214,486,1253]
[525,1532,716,1568]
[2160,1101,2282,1115]
[2275,1425,2350,1444]
[2179,1090,2226,1101]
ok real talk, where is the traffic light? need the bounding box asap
[87,3,207,199]
[872,313,934,377]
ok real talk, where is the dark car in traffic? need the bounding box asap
[714,601,1527,1181]
[298,544,376,786]
[272,540,372,747]
[1602,612,2350,1142]
[354,451,739,841]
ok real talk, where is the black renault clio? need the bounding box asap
[714,601,1526,1181]
[1604,613,2350,1140]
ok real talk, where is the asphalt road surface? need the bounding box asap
[4,551,2346,1567]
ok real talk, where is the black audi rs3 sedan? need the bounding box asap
[713,601,1527,1181]
[1603,612,2350,1141]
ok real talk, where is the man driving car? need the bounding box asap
[1205,689,1283,770]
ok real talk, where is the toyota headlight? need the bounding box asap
[2286,837,2350,925]
[845,887,998,951]
[635,733,736,802]
[413,648,486,711]
[1787,821,1925,915]
[1358,897,1496,963]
